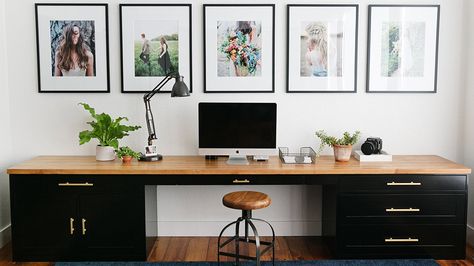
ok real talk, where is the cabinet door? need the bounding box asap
[77,188,146,261]
[11,187,77,261]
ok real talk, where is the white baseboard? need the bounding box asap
[467,224,474,246]
[0,224,11,248]
[156,221,321,237]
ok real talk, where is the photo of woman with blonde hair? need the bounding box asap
[303,22,328,77]
[53,22,94,76]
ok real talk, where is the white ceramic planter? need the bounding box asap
[96,145,115,161]
[333,144,352,162]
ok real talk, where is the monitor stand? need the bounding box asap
[226,155,249,165]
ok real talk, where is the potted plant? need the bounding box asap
[315,130,361,162]
[78,103,141,161]
[116,146,141,164]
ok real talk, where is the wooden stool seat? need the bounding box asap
[223,191,271,210]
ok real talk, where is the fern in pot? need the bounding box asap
[315,130,361,162]
[78,103,141,161]
[116,146,141,164]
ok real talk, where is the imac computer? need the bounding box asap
[198,102,277,165]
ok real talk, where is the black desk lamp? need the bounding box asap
[140,72,190,162]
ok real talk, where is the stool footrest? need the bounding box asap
[237,237,273,246]
[219,236,238,248]
[219,236,273,250]
[219,252,257,261]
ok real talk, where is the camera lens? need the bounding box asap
[361,142,375,155]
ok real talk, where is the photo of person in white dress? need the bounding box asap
[300,21,343,77]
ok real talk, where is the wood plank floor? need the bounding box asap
[0,237,473,265]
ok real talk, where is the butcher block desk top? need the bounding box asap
[7,155,471,175]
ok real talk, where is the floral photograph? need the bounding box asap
[217,21,262,77]
[380,22,426,77]
[134,20,179,77]
[300,21,343,77]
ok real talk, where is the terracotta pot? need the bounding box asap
[122,156,133,164]
[333,144,352,162]
[96,145,115,161]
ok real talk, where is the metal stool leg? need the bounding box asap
[218,218,241,266]
[251,218,276,266]
[246,219,261,266]
[218,211,275,266]
[235,218,241,265]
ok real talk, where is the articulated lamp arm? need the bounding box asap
[143,73,175,145]
[141,71,189,161]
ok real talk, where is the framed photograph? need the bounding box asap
[120,4,192,93]
[204,4,275,93]
[35,3,109,93]
[287,5,358,93]
[367,5,440,93]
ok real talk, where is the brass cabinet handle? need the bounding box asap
[70,218,75,235]
[386,208,420,212]
[233,179,250,184]
[58,182,94,187]
[385,237,419,243]
[82,218,87,235]
[386,181,421,186]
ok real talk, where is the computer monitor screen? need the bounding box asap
[198,103,277,158]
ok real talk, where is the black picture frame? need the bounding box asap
[35,3,110,93]
[119,4,193,93]
[366,5,440,93]
[286,4,359,93]
[203,4,275,93]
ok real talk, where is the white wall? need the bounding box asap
[2,0,469,237]
[463,0,474,247]
[0,0,12,247]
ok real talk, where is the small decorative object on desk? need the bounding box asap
[315,130,361,162]
[115,146,141,164]
[279,147,316,164]
[353,150,392,162]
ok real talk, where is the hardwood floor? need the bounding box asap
[0,237,473,265]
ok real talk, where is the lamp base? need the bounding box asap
[139,154,163,162]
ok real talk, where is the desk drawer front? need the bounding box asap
[339,194,465,224]
[142,175,306,185]
[340,175,466,193]
[341,224,463,247]
[44,175,134,194]
[339,225,465,259]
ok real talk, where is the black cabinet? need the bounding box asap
[9,173,468,261]
[332,174,468,259]
[10,175,146,261]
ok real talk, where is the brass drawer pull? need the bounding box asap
[386,208,420,212]
[69,218,75,235]
[233,179,250,184]
[82,218,87,235]
[58,182,94,187]
[385,237,419,243]
[386,181,421,186]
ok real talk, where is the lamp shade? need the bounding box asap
[171,76,190,97]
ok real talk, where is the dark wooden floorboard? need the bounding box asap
[0,237,472,265]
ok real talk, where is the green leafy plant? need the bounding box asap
[78,103,141,149]
[115,146,141,159]
[315,130,361,155]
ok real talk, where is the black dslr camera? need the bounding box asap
[361,137,383,155]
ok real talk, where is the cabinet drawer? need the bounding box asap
[340,175,466,193]
[44,175,135,194]
[339,225,465,259]
[339,194,466,224]
[142,175,306,185]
